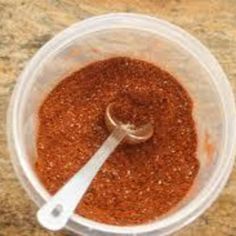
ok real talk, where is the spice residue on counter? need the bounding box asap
[35,57,199,226]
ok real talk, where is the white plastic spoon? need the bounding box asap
[37,103,154,231]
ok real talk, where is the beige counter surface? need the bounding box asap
[0,0,236,235]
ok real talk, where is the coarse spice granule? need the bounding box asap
[35,57,199,226]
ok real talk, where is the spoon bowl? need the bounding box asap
[105,103,154,144]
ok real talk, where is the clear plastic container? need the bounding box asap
[7,13,236,236]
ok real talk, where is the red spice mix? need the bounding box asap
[36,57,199,226]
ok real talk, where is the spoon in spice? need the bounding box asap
[37,103,154,231]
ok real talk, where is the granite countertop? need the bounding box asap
[0,0,236,235]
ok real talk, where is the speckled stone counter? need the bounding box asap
[0,0,236,235]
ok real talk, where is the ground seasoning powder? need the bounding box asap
[36,57,199,226]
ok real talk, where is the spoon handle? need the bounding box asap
[37,127,126,231]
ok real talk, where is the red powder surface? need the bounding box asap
[35,57,199,226]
